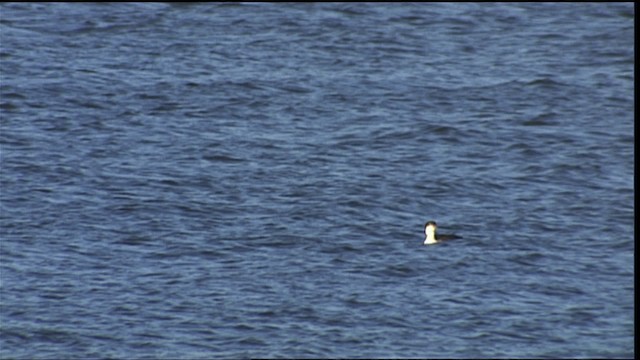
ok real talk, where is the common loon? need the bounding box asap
[424,221,461,245]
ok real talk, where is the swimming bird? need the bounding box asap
[424,221,461,245]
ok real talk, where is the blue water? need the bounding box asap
[0,3,634,358]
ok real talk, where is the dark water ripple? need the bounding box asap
[1,2,634,359]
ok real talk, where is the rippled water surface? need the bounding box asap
[0,3,634,358]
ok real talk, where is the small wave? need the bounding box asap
[202,154,245,163]
[523,78,568,88]
[522,112,559,126]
